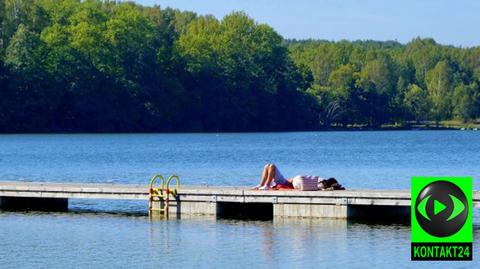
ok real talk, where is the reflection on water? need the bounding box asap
[1,210,479,268]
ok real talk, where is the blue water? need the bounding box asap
[0,212,478,269]
[1,131,479,189]
[1,131,479,268]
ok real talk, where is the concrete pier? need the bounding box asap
[0,181,479,219]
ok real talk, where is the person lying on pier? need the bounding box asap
[252,163,294,190]
[252,163,345,191]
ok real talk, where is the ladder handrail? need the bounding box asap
[149,174,181,219]
[149,174,165,191]
[166,175,180,191]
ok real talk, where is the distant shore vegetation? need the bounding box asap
[1,0,479,132]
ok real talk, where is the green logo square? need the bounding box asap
[411,177,472,260]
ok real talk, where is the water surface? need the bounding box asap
[1,131,479,268]
[0,212,478,269]
[1,131,479,189]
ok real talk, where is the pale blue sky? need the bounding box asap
[135,0,479,47]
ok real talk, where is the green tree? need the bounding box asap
[425,61,453,124]
[327,64,360,124]
[355,52,398,126]
[452,83,479,122]
[1,0,480,132]
[176,11,317,131]
[4,23,52,131]
[5,23,44,73]
[404,84,430,123]
[404,38,442,88]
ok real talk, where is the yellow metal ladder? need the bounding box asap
[148,174,180,218]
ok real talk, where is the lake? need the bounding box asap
[1,131,480,189]
[0,131,479,268]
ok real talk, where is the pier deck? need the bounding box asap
[1,181,479,219]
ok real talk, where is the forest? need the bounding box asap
[1,0,480,132]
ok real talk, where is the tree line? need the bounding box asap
[289,39,480,127]
[0,0,479,132]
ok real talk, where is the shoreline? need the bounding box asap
[0,125,478,134]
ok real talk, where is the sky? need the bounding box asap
[135,0,479,47]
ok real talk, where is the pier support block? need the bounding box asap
[173,201,217,215]
[0,197,68,212]
[274,204,348,218]
[150,200,217,218]
[273,204,411,220]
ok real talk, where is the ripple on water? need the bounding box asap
[0,212,479,268]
